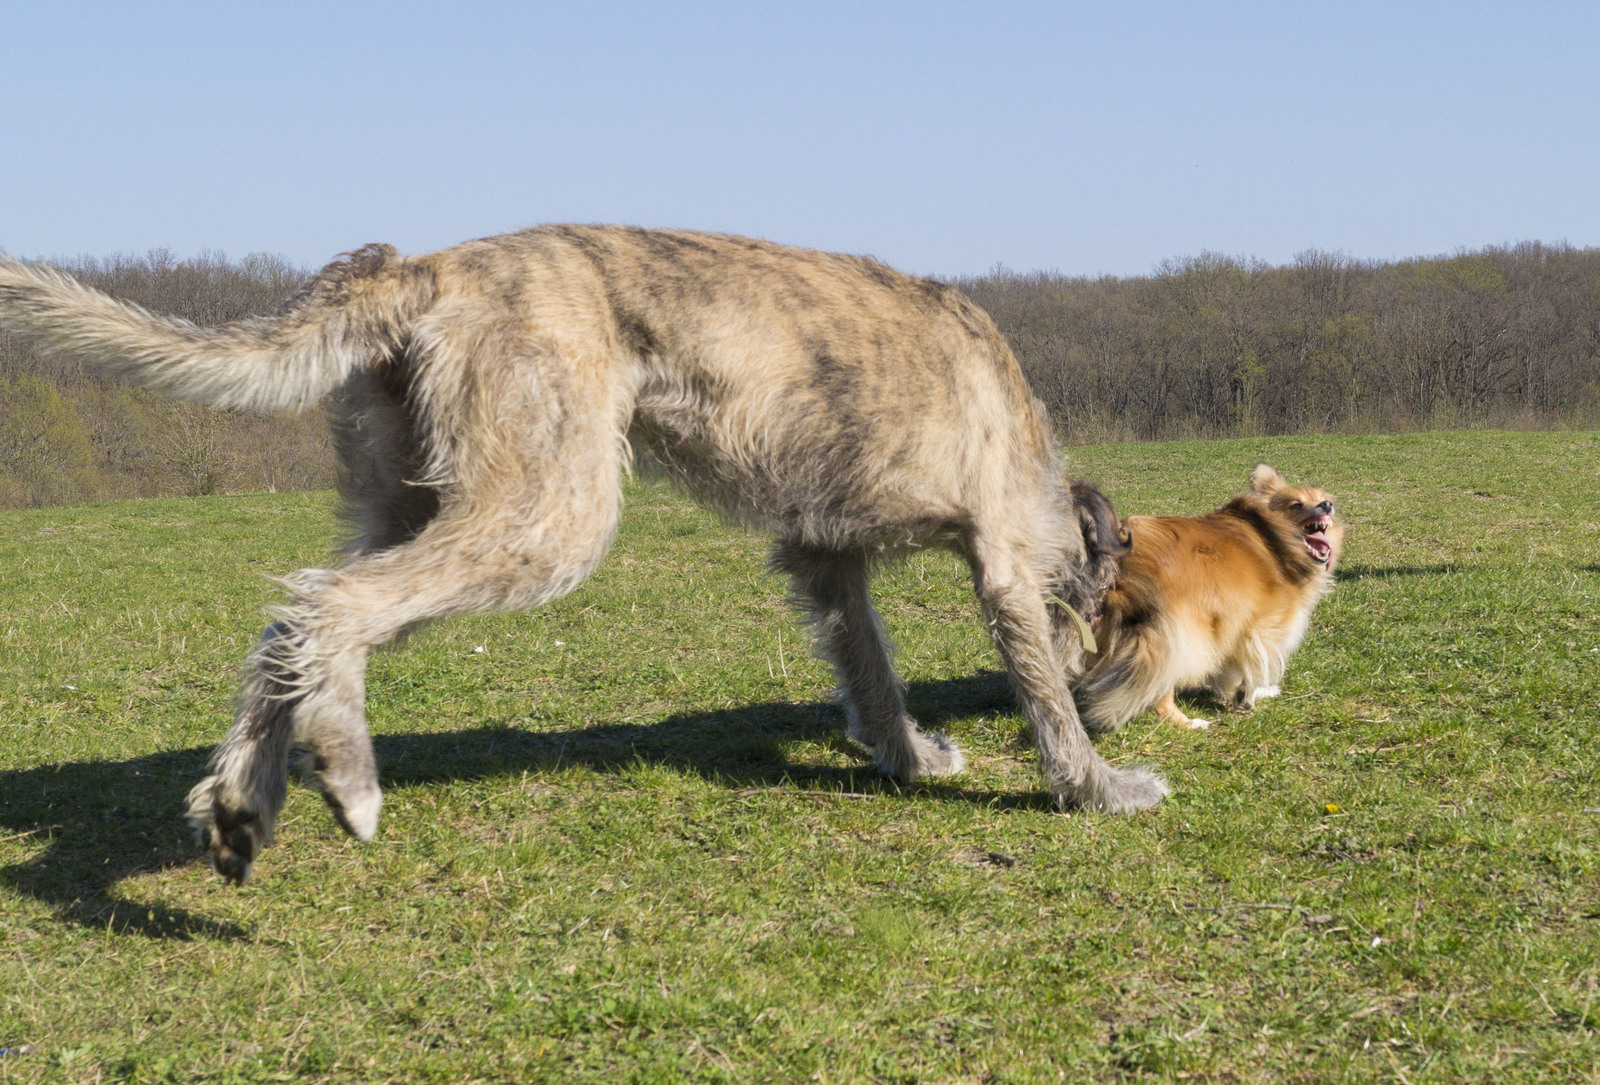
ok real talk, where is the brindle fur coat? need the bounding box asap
[0,226,1166,882]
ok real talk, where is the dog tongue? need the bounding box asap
[1305,532,1332,562]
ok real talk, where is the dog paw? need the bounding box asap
[186,778,263,885]
[1253,685,1281,700]
[1058,763,1169,814]
[320,780,383,842]
[914,730,967,778]
[1181,717,1212,730]
[876,724,966,781]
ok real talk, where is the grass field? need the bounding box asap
[1,430,1597,1083]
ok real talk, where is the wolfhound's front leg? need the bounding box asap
[969,538,1168,812]
[776,543,965,780]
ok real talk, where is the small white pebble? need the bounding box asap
[554,640,564,646]
[474,646,485,653]
[64,684,77,690]
[1371,936,1383,947]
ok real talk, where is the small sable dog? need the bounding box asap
[0,226,1166,884]
[1078,464,1344,731]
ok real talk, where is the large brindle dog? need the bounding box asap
[0,227,1166,883]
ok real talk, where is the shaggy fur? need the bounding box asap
[0,226,1167,883]
[1079,464,1345,731]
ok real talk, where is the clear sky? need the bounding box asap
[2,1,1595,277]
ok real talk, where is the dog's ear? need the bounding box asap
[1250,463,1285,494]
[1070,481,1131,560]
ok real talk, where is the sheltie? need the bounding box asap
[1079,464,1344,731]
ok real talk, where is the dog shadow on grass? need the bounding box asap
[0,744,248,941]
[377,669,1033,802]
[0,671,1034,941]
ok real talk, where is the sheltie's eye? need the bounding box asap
[1290,501,1303,511]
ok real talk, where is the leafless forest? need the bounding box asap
[3,242,1598,507]
[956,243,1600,444]
[0,251,327,508]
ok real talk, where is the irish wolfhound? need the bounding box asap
[0,226,1167,883]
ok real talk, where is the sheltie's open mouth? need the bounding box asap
[1303,514,1334,564]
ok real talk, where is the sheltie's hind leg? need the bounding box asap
[1154,689,1211,731]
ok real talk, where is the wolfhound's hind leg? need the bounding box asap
[189,476,623,882]
[776,544,965,781]
[185,607,380,884]
[185,621,304,884]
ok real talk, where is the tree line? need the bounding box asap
[954,242,1600,443]
[0,250,329,508]
[3,241,1598,507]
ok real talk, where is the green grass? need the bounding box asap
[1,430,1597,1083]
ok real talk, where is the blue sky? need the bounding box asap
[2,2,1595,276]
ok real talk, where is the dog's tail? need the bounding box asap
[1075,568,1176,733]
[0,245,434,412]
[1077,627,1172,733]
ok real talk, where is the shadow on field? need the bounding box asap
[0,745,249,941]
[378,669,1034,805]
[0,670,1035,939]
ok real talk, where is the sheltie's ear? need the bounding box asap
[1250,463,1286,494]
[1070,481,1131,561]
